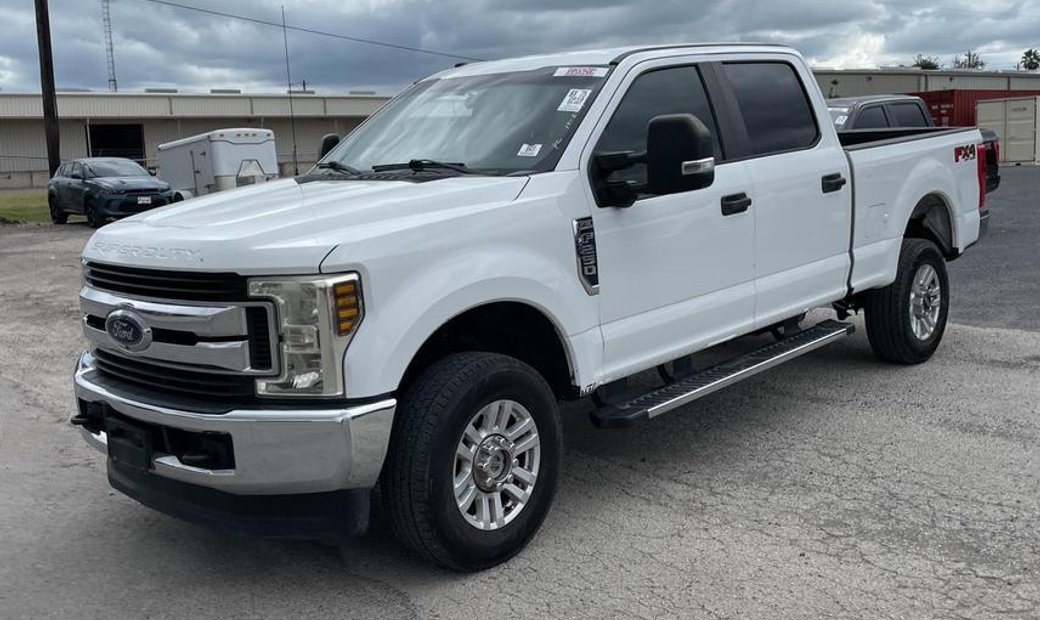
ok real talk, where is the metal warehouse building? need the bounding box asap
[0,91,389,188]
[813,68,1040,99]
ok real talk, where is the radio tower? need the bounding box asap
[102,0,117,91]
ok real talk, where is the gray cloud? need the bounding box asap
[0,0,1037,95]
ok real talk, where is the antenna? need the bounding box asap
[102,0,117,91]
[282,5,299,176]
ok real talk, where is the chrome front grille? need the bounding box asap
[80,266,279,402]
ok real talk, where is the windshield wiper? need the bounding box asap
[316,161,363,176]
[371,159,476,174]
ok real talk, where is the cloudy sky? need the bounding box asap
[0,0,1036,95]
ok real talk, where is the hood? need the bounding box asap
[82,176,529,274]
[92,176,169,191]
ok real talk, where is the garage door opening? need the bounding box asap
[88,124,145,162]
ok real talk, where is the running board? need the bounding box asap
[591,320,854,429]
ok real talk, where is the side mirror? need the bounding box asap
[70,171,83,180]
[646,114,715,195]
[319,133,341,160]
[147,167,157,176]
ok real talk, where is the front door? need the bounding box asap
[584,63,757,382]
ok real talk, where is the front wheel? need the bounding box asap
[380,352,562,571]
[48,196,67,225]
[864,238,950,364]
[84,199,105,228]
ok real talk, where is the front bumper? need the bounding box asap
[73,351,396,496]
[96,194,171,216]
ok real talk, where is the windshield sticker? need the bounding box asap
[517,143,543,157]
[554,67,609,78]
[558,89,592,113]
[834,115,848,125]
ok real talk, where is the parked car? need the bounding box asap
[71,44,991,571]
[47,157,173,227]
[828,95,1000,193]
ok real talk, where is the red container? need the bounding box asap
[914,89,1040,127]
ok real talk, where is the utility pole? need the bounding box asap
[102,0,118,91]
[282,6,299,175]
[34,0,61,177]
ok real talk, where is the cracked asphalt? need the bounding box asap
[1,168,1038,619]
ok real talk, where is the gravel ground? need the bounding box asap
[0,169,1037,619]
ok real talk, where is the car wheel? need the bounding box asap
[864,238,949,364]
[84,199,105,228]
[380,352,562,571]
[48,195,67,225]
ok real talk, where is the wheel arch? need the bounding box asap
[905,192,958,259]
[398,300,579,400]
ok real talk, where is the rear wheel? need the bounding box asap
[864,238,949,364]
[380,352,562,571]
[48,195,67,224]
[85,199,105,228]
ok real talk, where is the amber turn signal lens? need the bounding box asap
[333,281,361,335]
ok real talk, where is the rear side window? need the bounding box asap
[722,62,818,156]
[595,65,722,186]
[854,106,889,129]
[889,103,930,127]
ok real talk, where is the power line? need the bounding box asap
[132,0,484,62]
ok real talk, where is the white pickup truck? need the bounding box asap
[71,44,990,570]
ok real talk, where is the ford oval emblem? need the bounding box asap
[105,309,152,352]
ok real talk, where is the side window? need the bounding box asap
[854,106,889,129]
[595,66,721,187]
[889,103,930,127]
[722,62,818,156]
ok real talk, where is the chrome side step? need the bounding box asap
[591,320,854,429]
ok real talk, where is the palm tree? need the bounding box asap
[1022,49,1040,71]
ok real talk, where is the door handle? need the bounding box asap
[822,173,848,193]
[721,193,752,216]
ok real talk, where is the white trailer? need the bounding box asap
[157,128,278,200]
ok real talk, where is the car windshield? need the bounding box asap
[828,107,850,127]
[320,66,610,175]
[87,160,149,177]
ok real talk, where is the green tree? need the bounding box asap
[953,49,986,69]
[1022,49,1040,71]
[912,54,942,70]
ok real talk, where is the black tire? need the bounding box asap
[85,199,105,228]
[864,238,949,364]
[48,195,67,225]
[380,352,562,571]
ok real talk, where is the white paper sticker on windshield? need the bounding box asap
[554,67,609,78]
[558,89,592,113]
[834,115,848,125]
[518,143,543,157]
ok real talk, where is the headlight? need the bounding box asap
[248,273,363,397]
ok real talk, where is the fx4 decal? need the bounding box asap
[954,144,978,163]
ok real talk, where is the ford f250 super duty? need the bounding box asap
[70,44,991,571]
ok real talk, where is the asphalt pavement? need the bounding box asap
[0,168,1037,619]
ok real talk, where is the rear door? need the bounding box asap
[718,60,852,328]
[584,61,757,380]
[852,104,890,129]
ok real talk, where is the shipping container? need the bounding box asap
[914,89,1040,127]
[976,97,1040,163]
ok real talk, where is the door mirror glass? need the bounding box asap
[645,113,715,195]
[319,133,341,160]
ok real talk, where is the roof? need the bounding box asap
[432,43,800,79]
[827,94,923,108]
[0,91,390,120]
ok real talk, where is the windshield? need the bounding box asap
[828,107,850,128]
[88,160,149,177]
[321,66,610,175]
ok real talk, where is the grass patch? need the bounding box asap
[0,189,51,223]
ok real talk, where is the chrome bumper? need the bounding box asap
[74,352,395,496]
